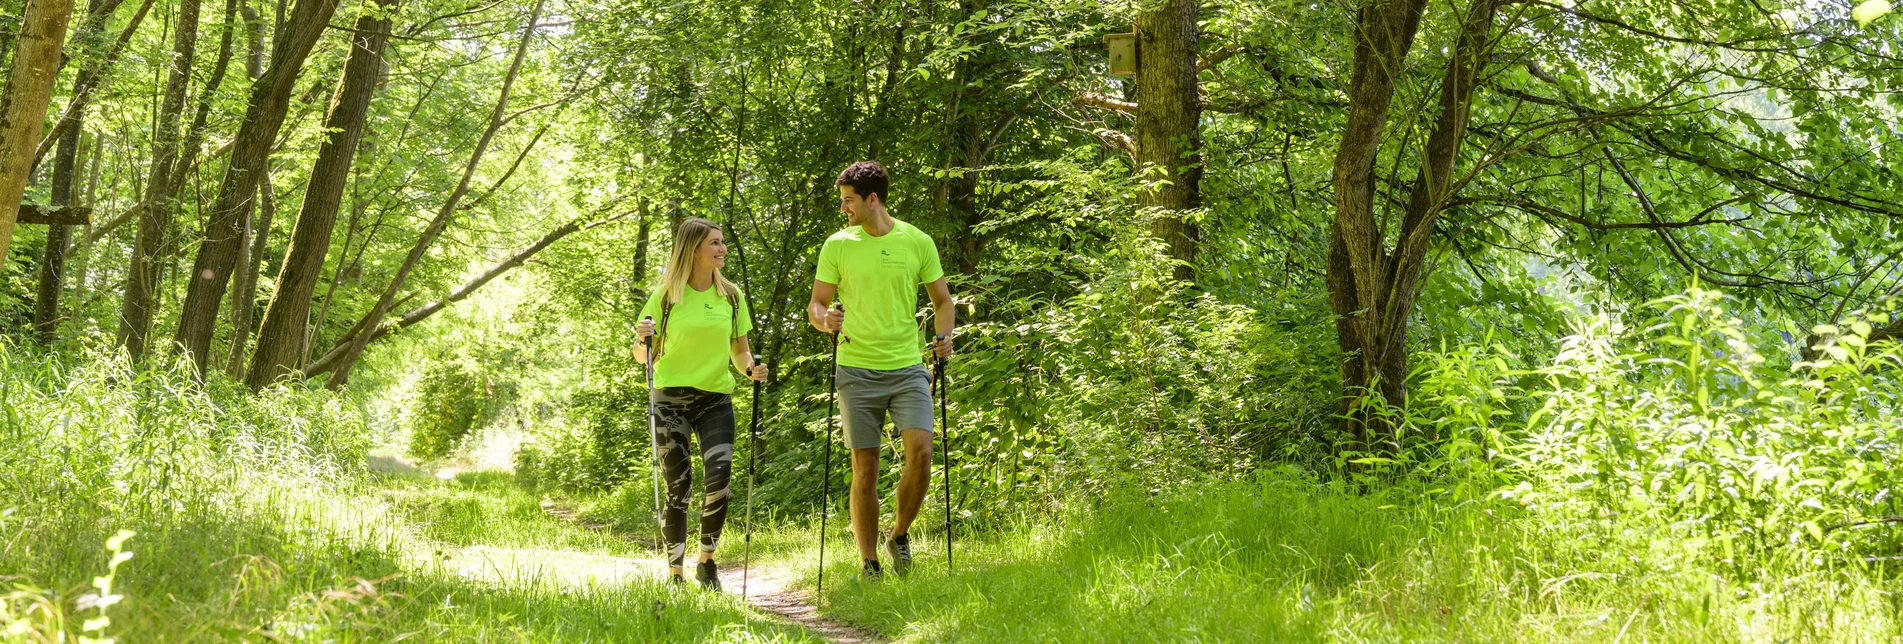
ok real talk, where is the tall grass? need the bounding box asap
[784,289,1903,642]
[0,343,811,641]
[812,468,1902,642]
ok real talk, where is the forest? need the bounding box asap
[1,0,1901,639]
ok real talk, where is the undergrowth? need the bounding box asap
[0,343,807,642]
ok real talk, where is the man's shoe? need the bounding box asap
[884,533,913,577]
[861,559,883,581]
[696,560,721,590]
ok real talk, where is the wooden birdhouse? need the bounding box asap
[1105,33,1136,77]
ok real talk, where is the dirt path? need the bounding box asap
[718,563,883,643]
[539,501,885,644]
[369,451,878,642]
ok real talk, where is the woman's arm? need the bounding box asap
[730,335,768,381]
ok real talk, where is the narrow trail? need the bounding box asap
[368,448,881,642]
[541,501,886,644]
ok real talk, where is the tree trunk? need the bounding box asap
[1134,0,1201,283]
[1327,0,1495,452]
[220,37,273,378]
[170,0,343,377]
[240,2,263,78]
[322,0,542,389]
[223,176,274,376]
[632,195,650,300]
[29,0,124,344]
[31,120,82,343]
[245,0,397,388]
[0,0,75,265]
[116,0,202,360]
[176,0,244,210]
[220,189,260,378]
[30,0,141,168]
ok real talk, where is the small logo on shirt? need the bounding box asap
[880,248,906,268]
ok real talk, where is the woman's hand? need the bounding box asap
[746,363,769,382]
[636,317,656,342]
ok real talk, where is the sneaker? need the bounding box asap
[884,533,913,577]
[861,559,883,581]
[696,560,720,590]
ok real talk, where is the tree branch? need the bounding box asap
[304,209,635,375]
[1072,91,1137,114]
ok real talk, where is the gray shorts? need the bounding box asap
[835,364,935,450]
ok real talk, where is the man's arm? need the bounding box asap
[926,277,954,356]
[809,280,841,333]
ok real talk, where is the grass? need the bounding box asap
[746,468,1903,643]
[11,325,1903,642]
[0,347,814,642]
[8,464,819,642]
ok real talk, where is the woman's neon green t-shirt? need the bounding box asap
[815,218,945,370]
[638,283,752,394]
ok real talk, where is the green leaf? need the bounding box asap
[1853,0,1892,27]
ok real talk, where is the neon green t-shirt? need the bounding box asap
[815,218,945,370]
[638,283,753,394]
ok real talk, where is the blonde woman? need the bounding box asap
[635,217,769,588]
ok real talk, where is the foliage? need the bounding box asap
[403,349,511,460]
[806,468,1903,642]
[0,342,811,641]
[1506,291,1903,559]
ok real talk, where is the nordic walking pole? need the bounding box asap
[644,316,663,531]
[818,304,841,601]
[743,353,762,598]
[935,333,952,572]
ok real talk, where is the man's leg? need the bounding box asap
[889,428,933,539]
[849,446,881,562]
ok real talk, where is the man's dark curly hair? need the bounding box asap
[835,161,889,203]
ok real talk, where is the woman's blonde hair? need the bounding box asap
[656,217,739,306]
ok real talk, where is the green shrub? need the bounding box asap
[1407,288,1903,560]
[405,351,511,460]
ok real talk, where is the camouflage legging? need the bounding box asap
[650,386,735,569]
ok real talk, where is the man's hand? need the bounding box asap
[932,333,953,358]
[815,305,844,334]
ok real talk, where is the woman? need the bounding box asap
[635,217,768,588]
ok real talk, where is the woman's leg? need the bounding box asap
[691,393,737,564]
[651,388,697,576]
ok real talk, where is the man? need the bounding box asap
[809,161,955,579]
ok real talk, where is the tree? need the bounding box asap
[30,0,129,343]
[1323,0,1495,449]
[245,0,399,388]
[116,0,201,360]
[0,0,76,265]
[319,0,545,388]
[171,0,345,377]
[1133,0,1201,284]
